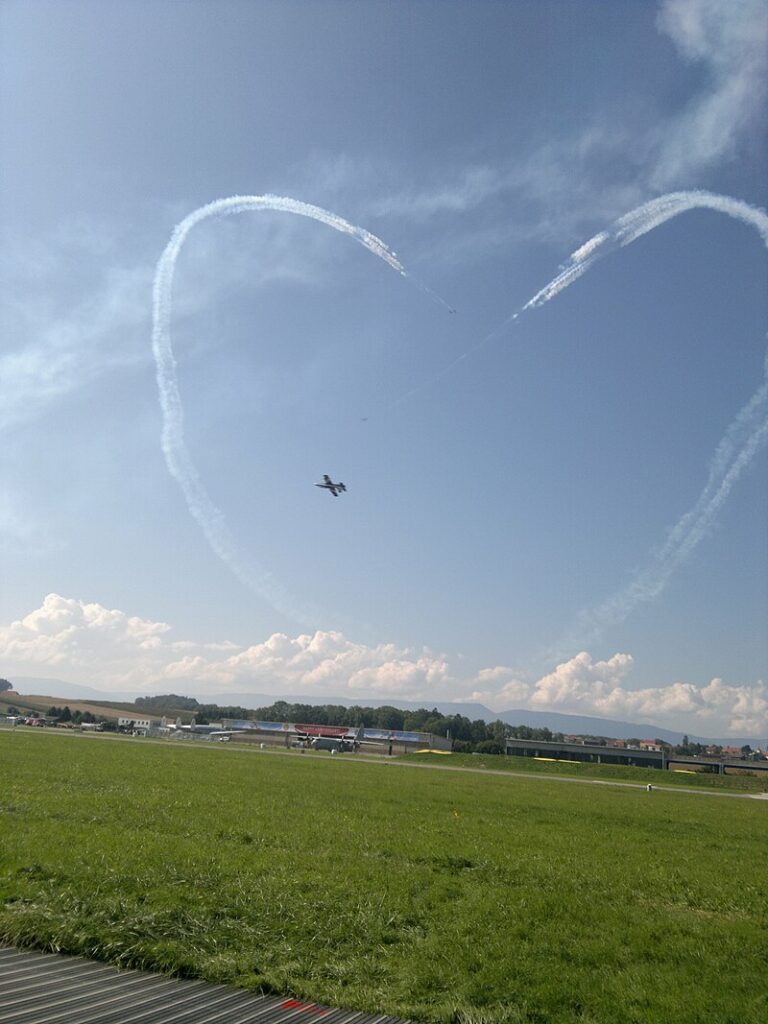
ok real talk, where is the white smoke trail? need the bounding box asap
[386,194,767,410]
[569,367,768,647]
[517,190,768,642]
[152,195,409,620]
[525,191,768,309]
[154,191,767,637]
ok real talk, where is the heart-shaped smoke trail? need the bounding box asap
[515,191,768,647]
[153,190,767,643]
[152,195,411,621]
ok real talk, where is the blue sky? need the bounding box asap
[1,0,766,736]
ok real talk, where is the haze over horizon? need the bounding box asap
[1,1,766,738]
[4,670,765,746]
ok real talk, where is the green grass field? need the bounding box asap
[405,751,768,793]
[1,731,766,1023]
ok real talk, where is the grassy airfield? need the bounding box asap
[1,732,766,1024]
[408,750,768,794]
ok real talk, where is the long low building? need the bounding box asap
[504,737,768,773]
[221,719,452,754]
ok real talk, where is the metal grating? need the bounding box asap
[0,946,412,1024]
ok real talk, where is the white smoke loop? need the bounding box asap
[152,195,407,619]
[518,190,768,642]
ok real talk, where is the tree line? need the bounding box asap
[134,694,566,753]
[106,695,762,758]
[44,706,116,727]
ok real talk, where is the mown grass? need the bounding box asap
[404,751,768,793]
[1,731,766,1023]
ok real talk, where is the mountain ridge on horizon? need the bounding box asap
[5,675,762,747]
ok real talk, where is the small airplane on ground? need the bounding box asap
[294,724,365,753]
[316,474,347,497]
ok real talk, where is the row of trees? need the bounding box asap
[46,706,101,726]
[44,692,761,758]
[3,702,114,728]
[135,693,199,711]
[129,694,572,751]
[207,699,567,752]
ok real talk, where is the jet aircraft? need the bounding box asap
[316,474,347,497]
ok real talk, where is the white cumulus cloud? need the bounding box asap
[0,595,451,702]
[161,629,450,698]
[653,0,768,186]
[1,595,765,737]
[0,594,171,681]
[473,651,766,736]
[356,1,768,252]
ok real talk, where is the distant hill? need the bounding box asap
[496,708,690,745]
[7,676,136,701]
[0,692,144,721]
[4,677,762,746]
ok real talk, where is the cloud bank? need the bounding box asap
[472,653,767,738]
[1,594,764,736]
[363,1,768,249]
[653,0,768,187]
[0,243,151,434]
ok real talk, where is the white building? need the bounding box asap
[117,716,152,734]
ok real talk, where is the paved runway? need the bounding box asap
[0,946,411,1024]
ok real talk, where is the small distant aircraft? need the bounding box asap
[316,474,347,497]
